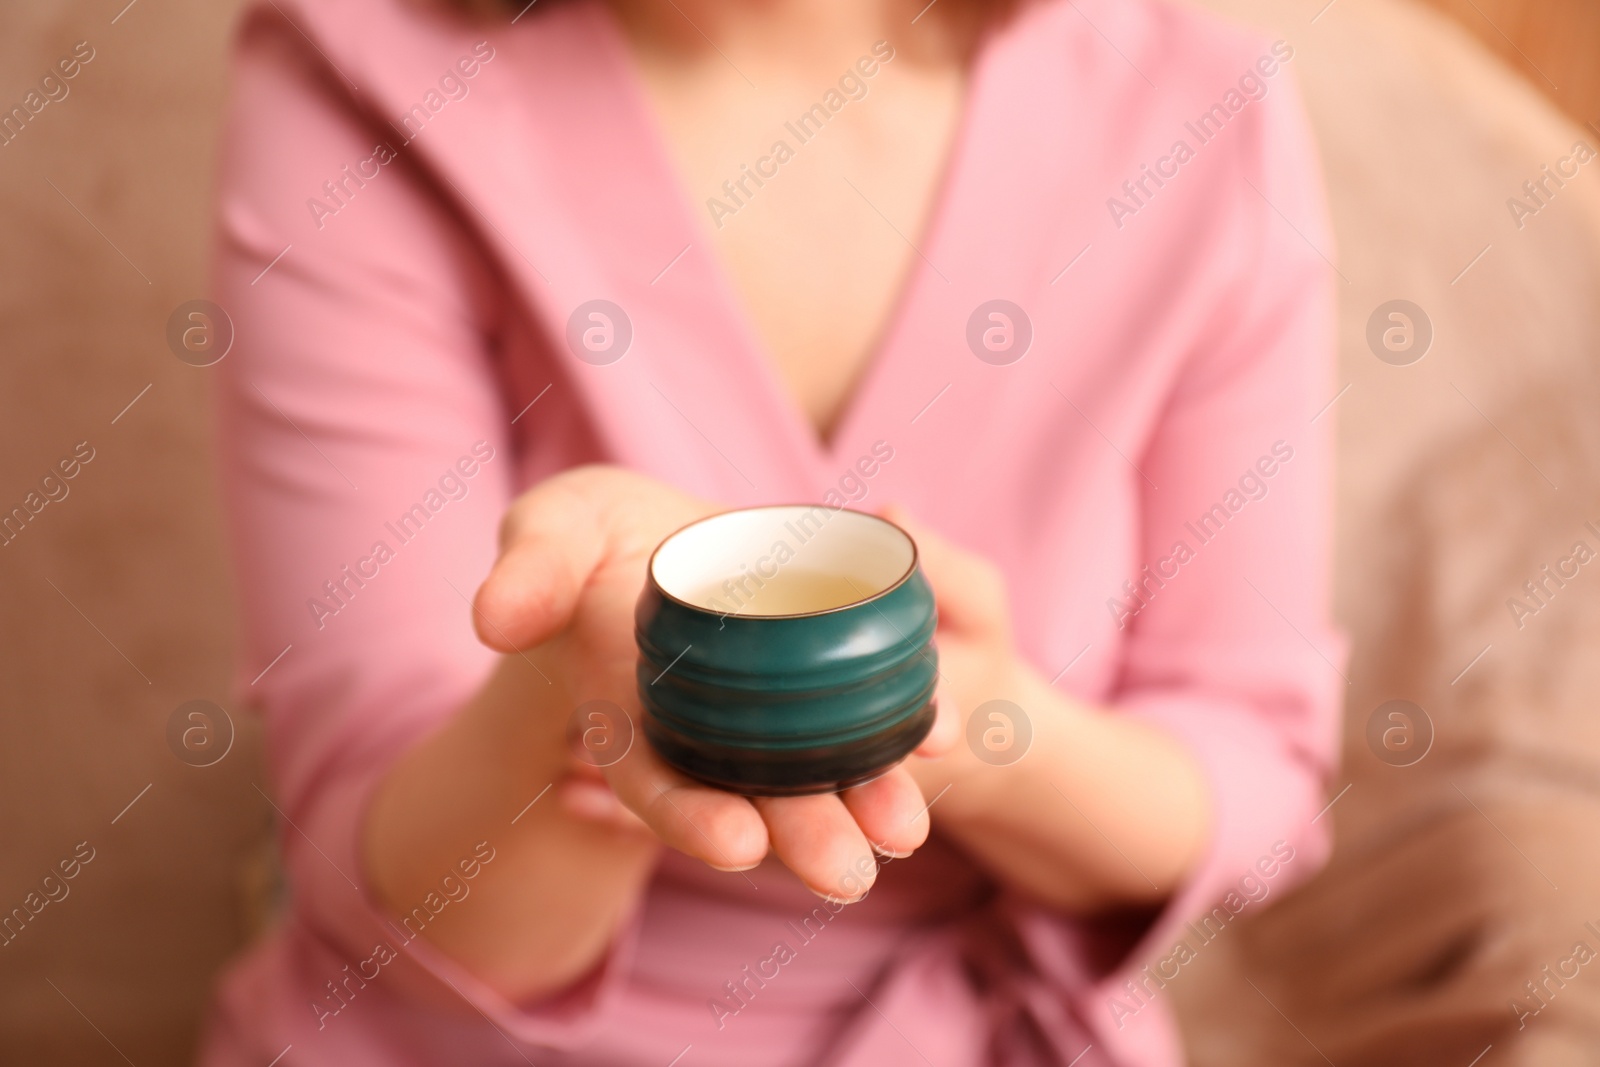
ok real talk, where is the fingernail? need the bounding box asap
[815,889,870,905]
[709,861,762,873]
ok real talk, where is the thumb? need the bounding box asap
[471,470,613,652]
[915,676,962,758]
[881,504,1011,642]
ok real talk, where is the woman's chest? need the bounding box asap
[627,44,969,438]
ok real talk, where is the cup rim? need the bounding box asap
[646,504,921,620]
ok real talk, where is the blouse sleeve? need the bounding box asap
[211,8,631,1044]
[1026,64,1345,1040]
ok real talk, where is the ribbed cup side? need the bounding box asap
[635,571,938,763]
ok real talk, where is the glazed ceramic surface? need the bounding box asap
[636,506,938,795]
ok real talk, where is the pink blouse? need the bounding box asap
[202,0,1342,1063]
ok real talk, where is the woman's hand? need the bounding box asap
[885,505,1212,912]
[880,505,1044,816]
[471,466,959,900]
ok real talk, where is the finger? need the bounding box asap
[881,504,1010,641]
[604,745,770,871]
[476,467,714,651]
[754,793,878,901]
[472,472,612,651]
[914,676,961,759]
[839,766,931,858]
[555,776,653,835]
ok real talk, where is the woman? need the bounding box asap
[203,0,1342,1062]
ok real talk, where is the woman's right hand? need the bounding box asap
[472,465,951,900]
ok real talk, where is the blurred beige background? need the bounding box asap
[0,2,263,1063]
[1418,0,1599,126]
[1,0,1597,1064]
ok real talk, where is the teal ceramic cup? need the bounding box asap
[635,505,938,796]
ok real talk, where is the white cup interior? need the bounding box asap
[651,506,915,617]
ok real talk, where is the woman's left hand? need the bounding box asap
[883,505,1211,912]
[881,505,1041,808]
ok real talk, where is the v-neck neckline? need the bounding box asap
[583,1,997,484]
